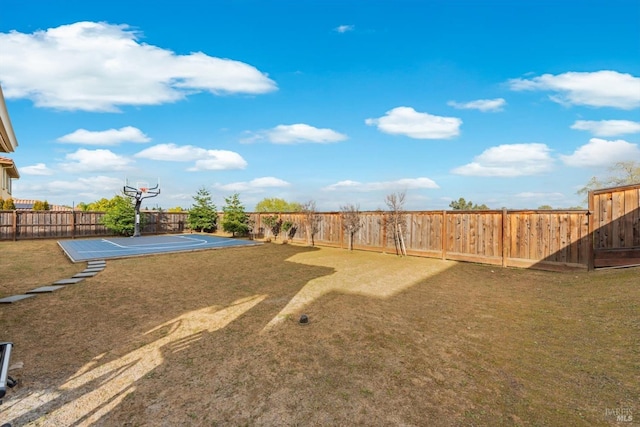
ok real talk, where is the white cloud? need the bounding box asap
[214,177,291,192]
[57,126,151,145]
[570,120,640,137]
[245,124,347,144]
[560,138,640,167]
[59,148,133,172]
[452,143,554,177]
[0,21,277,112]
[190,154,248,171]
[325,180,360,190]
[135,143,247,171]
[249,177,291,187]
[335,25,355,33]
[15,175,123,200]
[135,143,202,161]
[48,176,123,193]
[508,70,640,109]
[447,98,506,112]
[365,107,462,139]
[323,177,439,192]
[20,163,53,175]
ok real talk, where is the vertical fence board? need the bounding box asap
[632,188,640,246]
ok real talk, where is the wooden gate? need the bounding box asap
[590,183,640,268]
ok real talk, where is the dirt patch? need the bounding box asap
[1,239,638,426]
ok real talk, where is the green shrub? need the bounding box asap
[3,198,15,210]
[101,195,137,236]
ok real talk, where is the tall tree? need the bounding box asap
[577,161,640,203]
[87,197,116,211]
[302,200,322,246]
[255,198,302,212]
[449,197,489,210]
[340,203,363,251]
[187,187,217,232]
[222,193,249,237]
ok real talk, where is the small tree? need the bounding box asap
[262,215,282,241]
[340,203,362,251]
[385,191,407,256]
[0,198,4,209]
[187,187,217,232]
[222,193,249,237]
[302,200,322,246]
[102,195,137,236]
[281,220,295,242]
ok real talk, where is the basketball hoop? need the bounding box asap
[123,178,161,237]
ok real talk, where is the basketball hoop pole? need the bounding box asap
[123,183,160,237]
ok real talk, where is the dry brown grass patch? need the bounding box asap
[0,239,637,426]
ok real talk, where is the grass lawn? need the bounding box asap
[0,238,638,426]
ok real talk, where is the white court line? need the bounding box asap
[176,235,215,242]
[100,237,208,249]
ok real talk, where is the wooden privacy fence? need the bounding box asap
[250,209,591,271]
[1,183,638,270]
[0,210,187,240]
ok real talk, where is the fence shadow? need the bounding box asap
[590,184,640,268]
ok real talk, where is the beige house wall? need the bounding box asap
[0,84,20,199]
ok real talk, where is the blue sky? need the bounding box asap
[1,0,639,211]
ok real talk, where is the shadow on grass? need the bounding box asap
[1,243,335,426]
[2,243,638,426]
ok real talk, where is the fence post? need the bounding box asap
[381,212,387,253]
[441,210,447,260]
[502,208,508,267]
[12,210,17,241]
[339,213,344,249]
[587,190,595,271]
[71,210,76,239]
[154,212,158,235]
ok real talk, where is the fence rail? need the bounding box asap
[1,183,639,271]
